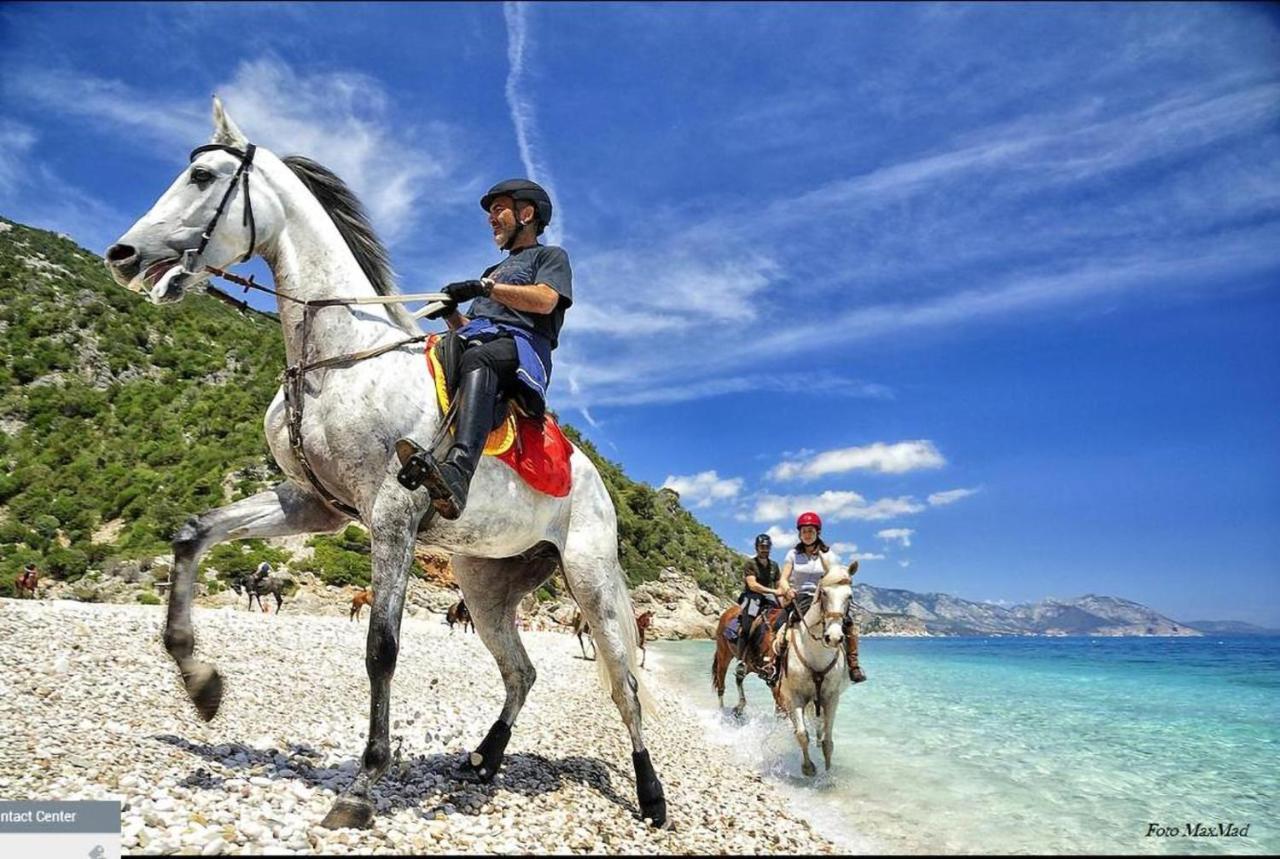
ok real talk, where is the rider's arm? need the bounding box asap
[488,281,560,314]
[445,310,470,330]
[778,559,794,602]
[745,574,768,596]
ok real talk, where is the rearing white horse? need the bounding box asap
[103,98,667,829]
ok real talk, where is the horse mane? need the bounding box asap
[281,155,420,334]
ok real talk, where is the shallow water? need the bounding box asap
[648,636,1279,854]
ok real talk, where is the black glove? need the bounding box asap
[442,278,492,303]
[423,300,457,321]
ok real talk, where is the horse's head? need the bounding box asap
[814,564,856,648]
[227,577,244,596]
[104,96,285,304]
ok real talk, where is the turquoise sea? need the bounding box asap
[647,636,1279,854]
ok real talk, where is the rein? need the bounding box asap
[184,141,457,521]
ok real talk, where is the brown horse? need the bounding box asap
[350,587,373,621]
[576,610,656,667]
[446,599,473,633]
[712,603,784,717]
[15,564,39,599]
[636,610,655,668]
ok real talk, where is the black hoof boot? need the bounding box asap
[394,439,432,491]
[464,719,511,782]
[320,796,374,830]
[632,750,668,828]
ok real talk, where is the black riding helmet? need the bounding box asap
[480,179,553,235]
[755,533,772,549]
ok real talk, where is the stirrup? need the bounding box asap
[394,438,432,491]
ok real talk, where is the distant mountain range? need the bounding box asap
[851,586,1276,637]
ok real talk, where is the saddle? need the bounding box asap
[423,333,573,497]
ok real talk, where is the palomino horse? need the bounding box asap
[446,598,473,633]
[103,98,665,829]
[14,564,39,599]
[350,587,372,622]
[711,603,783,717]
[775,564,856,776]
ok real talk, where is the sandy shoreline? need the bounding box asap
[0,598,843,855]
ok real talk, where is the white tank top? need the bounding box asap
[784,547,829,595]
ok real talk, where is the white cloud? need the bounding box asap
[877,528,914,547]
[899,560,911,569]
[503,1,563,245]
[928,487,980,506]
[5,59,466,246]
[769,440,945,481]
[752,491,927,523]
[661,470,744,508]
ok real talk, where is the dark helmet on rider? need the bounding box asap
[755,533,772,548]
[480,179,553,235]
[796,511,822,531]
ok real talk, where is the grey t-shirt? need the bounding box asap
[466,244,573,348]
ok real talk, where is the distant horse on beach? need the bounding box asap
[229,564,293,614]
[446,599,473,633]
[104,98,664,830]
[712,603,784,718]
[14,564,39,599]
[575,610,655,667]
[350,587,373,621]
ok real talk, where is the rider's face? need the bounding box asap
[488,196,534,248]
[755,543,771,558]
[798,525,819,544]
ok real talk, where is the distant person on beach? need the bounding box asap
[776,512,866,683]
[737,533,783,664]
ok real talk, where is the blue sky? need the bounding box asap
[3,2,1278,625]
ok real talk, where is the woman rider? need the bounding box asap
[775,512,866,683]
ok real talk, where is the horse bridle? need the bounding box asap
[183,143,258,274]
[797,575,850,645]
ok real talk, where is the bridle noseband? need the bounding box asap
[184,143,258,273]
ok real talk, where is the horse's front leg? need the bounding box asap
[166,483,348,721]
[321,492,425,830]
[791,702,816,777]
[733,661,749,718]
[820,697,837,771]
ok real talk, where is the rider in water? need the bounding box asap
[774,512,866,683]
[737,533,784,666]
[395,179,572,520]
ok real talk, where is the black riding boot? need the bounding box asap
[396,366,499,520]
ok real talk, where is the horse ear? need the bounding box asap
[210,95,249,147]
[848,560,859,576]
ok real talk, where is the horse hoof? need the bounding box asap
[463,720,511,783]
[320,797,374,830]
[640,796,668,828]
[184,664,223,722]
[802,761,817,777]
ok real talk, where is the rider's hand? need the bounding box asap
[442,279,493,303]
[424,299,457,321]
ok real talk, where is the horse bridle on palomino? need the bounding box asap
[178,141,456,521]
[783,573,850,717]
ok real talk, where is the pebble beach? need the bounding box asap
[0,598,840,855]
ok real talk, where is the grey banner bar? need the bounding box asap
[0,801,120,833]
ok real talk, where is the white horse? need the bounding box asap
[775,564,856,776]
[103,97,666,829]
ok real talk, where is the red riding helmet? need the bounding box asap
[796,511,822,530]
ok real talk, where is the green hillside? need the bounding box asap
[0,216,743,598]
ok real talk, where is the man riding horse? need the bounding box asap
[395,179,571,520]
[737,533,784,671]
